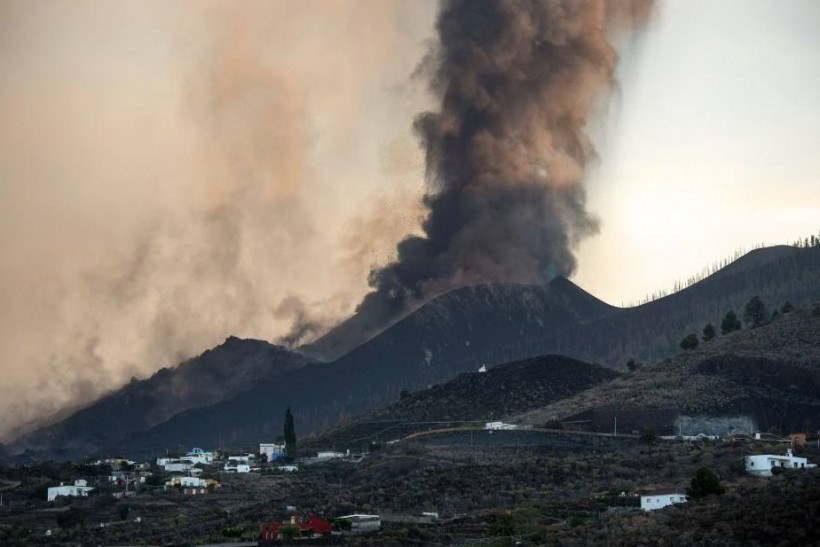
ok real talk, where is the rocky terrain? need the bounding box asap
[7,245,820,461]
[304,355,618,451]
[516,306,820,435]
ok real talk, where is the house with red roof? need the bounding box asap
[259,514,332,541]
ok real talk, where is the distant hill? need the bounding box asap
[302,355,619,451]
[8,245,820,460]
[515,306,820,435]
[571,245,820,367]
[6,337,310,459]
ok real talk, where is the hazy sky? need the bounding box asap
[577,0,820,304]
[1,0,819,438]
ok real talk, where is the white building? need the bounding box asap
[226,453,254,464]
[640,492,687,511]
[159,459,195,473]
[223,463,251,473]
[745,448,815,476]
[164,476,218,494]
[165,476,206,489]
[317,450,346,460]
[337,514,381,531]
[485,421,517,431]
[47,480,94,502]
[260,442,286,461]
[184,447,214,465]
[276,465,299,472]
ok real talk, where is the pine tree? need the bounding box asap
[702,323,716,342]
[743,296,767,328]
[680,334,699,351]
[283,406,297,462]
[687,468,724,498]
[721,310,742,335]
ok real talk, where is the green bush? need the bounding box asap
[687,468,724,498]
[680,334,699,351]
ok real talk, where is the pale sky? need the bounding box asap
[0,0,818,438]
[576,0,820,304]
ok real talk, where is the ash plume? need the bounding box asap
[358,0,655,333]
[0,1,434,440]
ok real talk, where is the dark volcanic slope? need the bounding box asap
[8,338,311,459]
[303,355,619,450]
[572,245,820,367]
[11,245,820,459]
[516,306,820,435]
[306,275,617,362]
[372,354,619,423]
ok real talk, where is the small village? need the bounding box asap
[0,419,814,545]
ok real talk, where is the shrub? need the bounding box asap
[278,523,301,540]
[680,334,699,351]
[687,467,724,498]
[721,310,742,334]
[743,296,767,328]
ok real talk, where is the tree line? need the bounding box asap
[678,295,795,352]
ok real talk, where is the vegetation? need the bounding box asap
[686,467,724,499]
[639,428,657,457]
[744,296,767,328]
[720,310,742,335]
[679,334,699,351]
[277,523,301,540]
[701,323,715,342]
[284,406,297,462]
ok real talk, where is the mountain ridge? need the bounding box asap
[7,244,820,460]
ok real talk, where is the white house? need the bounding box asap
[745,448,816,476]
[485,421,517,431]
[640,492,687,511]
[226,453,254,464]
[317,450,346,460]
[47,480,94,502]
[164,476,219,494]
[260,442,286,461]
[223,463,251,473]
[165,476,206,489]
[159,459,195,473]
[184,447,214,465]
[336,514,381,531]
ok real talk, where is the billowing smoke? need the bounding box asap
[0,0,434,440]
[355,0,655,339]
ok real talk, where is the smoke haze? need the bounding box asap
[0,0,433,440]
[0,0,655,440]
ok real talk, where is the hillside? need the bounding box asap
[515,306,820,435]
[306,275,618,362]
[303,355,619,450]
[568,245,820,367]
[6,338,311,459]
[551,469,820,546]
[9,245,820,460]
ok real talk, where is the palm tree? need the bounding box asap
[640,428,657,458]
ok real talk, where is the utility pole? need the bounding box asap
[613,416,617,437]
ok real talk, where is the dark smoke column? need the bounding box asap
[316,0,654,356]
